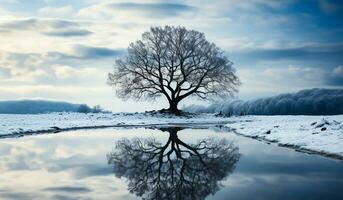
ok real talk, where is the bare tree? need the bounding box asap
[108,26,240,114]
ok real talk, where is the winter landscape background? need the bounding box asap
[0,0,343,200]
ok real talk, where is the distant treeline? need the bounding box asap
[0,100,105,114]
[184,88,343,115]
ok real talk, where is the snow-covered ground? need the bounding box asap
[0,113,342,159]
[0,112,226,136]
[224,115,343,159]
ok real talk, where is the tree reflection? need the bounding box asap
[107,127,240,200]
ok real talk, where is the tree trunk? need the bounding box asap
[168,100,180,115]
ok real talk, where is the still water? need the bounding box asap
[0,127,342,200]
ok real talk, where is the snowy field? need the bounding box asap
[224,115,343,159]
[0,112,226,136]
[0,113,342,159]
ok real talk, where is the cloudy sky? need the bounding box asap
[0,0,342,112]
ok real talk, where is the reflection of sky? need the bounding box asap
[0,128,343,200]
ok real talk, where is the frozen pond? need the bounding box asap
[0,127,342,200]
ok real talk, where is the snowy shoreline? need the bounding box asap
[0,113,342,160]
[224,115,343,160]
[0,112,229,137]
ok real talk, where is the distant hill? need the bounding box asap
[185,88,343,115]
[0,100,82,114]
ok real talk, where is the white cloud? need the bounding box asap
[238,65,326,94]
[39,6,74,16]
[77,1,195,21]
[262,65,325,85]
[52,64,104,80]
[0,18,92,38]
[0,52,106,85]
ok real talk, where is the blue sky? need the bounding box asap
[0,0,342,111]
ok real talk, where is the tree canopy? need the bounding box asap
[108,26,240,114]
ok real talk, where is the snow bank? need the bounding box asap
[0,112,224,136]
[225,115,343,158]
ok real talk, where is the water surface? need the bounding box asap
[0,127,342,200]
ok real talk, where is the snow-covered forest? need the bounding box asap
[185,88,343,115]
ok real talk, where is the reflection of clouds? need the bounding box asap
[0,191,41,200]
[1,145,44,171]
[1,128,343,200]
[236,156,343,179]
[214,155,343,200]
[53,144,100,159]
[42,186,92,193]
[215,171,343,200]
[51,194,82,200]
[0,143,11,154]
[53,145,83,159]
[0,137,110,175]
[70,165,112,179]
[0,130,134,200]
[192,128,343,199]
